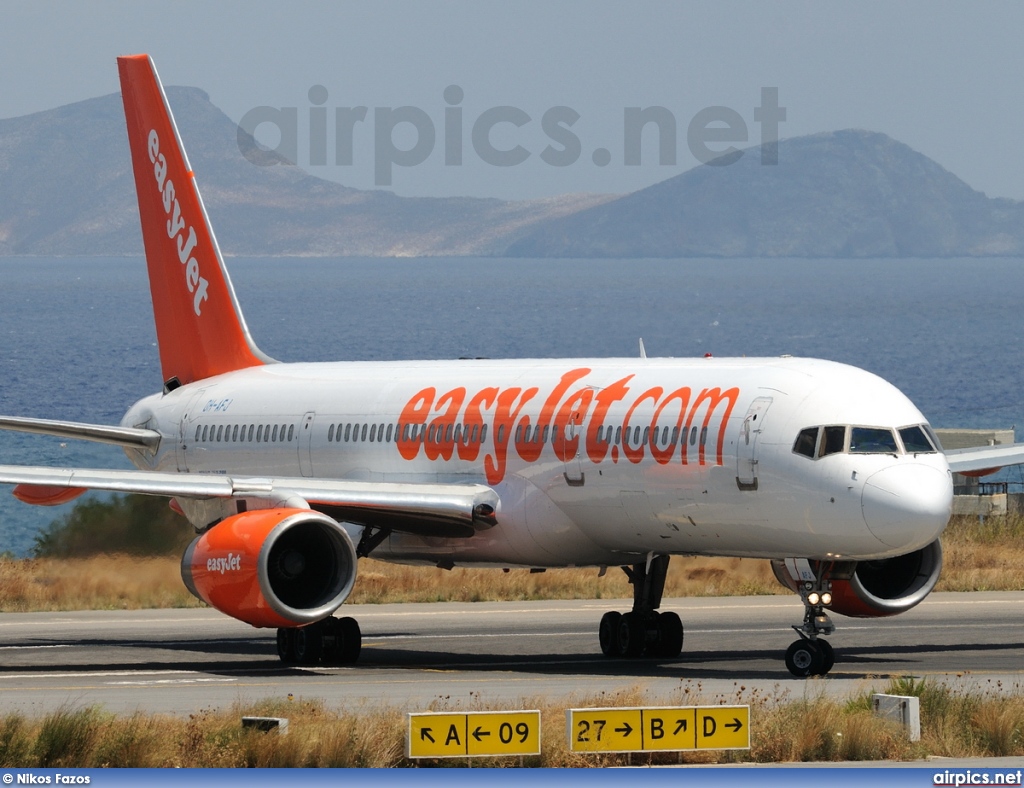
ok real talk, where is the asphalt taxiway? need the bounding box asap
[0,592,1021,715]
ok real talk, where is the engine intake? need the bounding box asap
[181,508,357,628]
[772,539,943,618]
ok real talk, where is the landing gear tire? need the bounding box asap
[617,612,646,657]
[334,616,362,664]
[654,611,684,658]
[816,639,835,674]
[785,639,824,677]
[276,627,296,664]
[599,611,622,656]
[293,622,324,665]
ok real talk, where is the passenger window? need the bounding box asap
[247,425,254,442]
[671,427,679,445]
[287,425,294,442]
[386,424,394,443]
[820,426,846,457]
[793,427,818,458]
[369,424,377,442]
[480,424,488,443]
[256,425,263,442]
[899,426,936,454]
[700,426,708,446]
[328,424,335,442]
[271,425,279,442]
[614,426,622,445]
[850,427,899,454]
[216,425,224,442]
[359,424,367,442]
[690,426,697,445]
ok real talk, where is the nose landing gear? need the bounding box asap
[784,575,836,677]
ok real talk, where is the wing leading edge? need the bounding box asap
[0,464,498,539]
[944,443,1024,477]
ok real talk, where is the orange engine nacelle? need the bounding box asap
[181,508,358,628]
[771,539,943,618]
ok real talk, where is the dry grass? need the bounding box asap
[2,514,1022,612]
[0,678,1021,766]
[0,555,201,612]
[0,553,782,611]
[936,513,1024,591]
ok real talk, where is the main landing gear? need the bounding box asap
[599,555,684,659]
[276,615,362,666]
[784,577,836,677]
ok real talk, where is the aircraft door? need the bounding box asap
[177,388,208,472]
[736,396,772,491]
[299,411,315,477]
[562,411,585,487]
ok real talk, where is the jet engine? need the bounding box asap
[771,538,943,618]
[181,508,358,628]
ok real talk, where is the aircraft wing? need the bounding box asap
[0,465,498,538]
[944,444,1024,476]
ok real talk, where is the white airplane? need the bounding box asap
[2,54,1023,677]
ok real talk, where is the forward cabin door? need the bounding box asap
[736,396,772,491]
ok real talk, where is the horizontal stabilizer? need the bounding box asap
[0,416,161,450]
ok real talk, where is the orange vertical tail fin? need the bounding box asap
[118,54,272,388]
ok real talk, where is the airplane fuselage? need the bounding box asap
[122,355,953,568]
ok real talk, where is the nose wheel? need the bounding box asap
[784,636,835,677]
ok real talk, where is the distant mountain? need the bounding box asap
[506,130,1024,257]
[0,88,608,256]
[2,90,1022,258]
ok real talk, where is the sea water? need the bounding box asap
[1,256,1022,557]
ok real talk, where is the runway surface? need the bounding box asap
[0,591,1022,716]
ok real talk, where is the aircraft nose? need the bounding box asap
[861,463,952,549]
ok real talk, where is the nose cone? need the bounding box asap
[862,463,952,549]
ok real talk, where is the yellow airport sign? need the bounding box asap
[695,705,749,750]
[568,708,643,752]
[567,705,749,753]
[467,711,541,756]
[408,710,541,759]
[640,707,697,751]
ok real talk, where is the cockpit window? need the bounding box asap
[849,427,899,454]
[899,425,937,454]
[820,426,846,457]
[794,427,818,458]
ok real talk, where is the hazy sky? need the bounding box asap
[3,0,1024,201]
